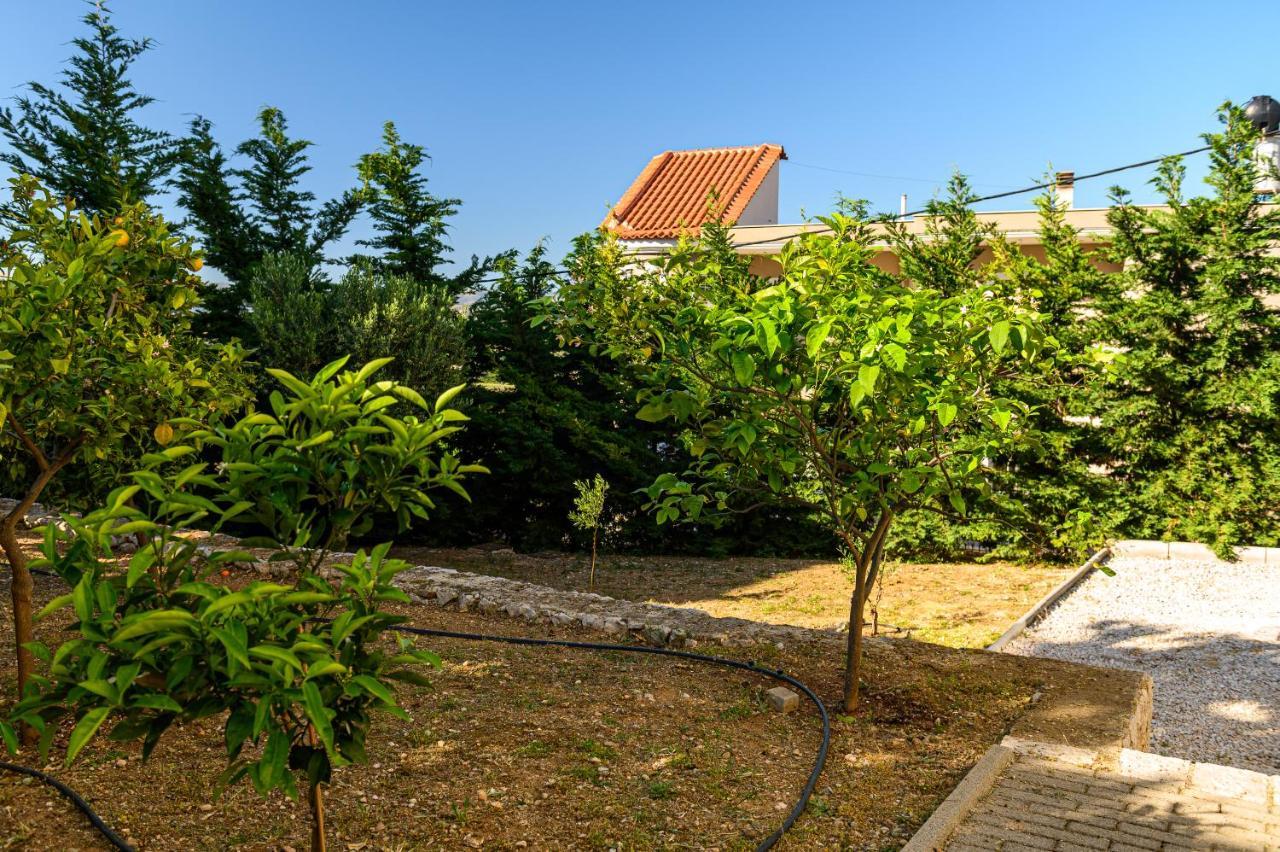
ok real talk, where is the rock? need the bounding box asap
[765,686,800,714]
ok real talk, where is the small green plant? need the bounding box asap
[569,475,609,590]
[647,780,675,800]
[4,359,483,852]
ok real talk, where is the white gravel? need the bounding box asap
[1005,555,1280,774]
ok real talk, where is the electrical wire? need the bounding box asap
[466,133,1230,281]
[386,622,831,852]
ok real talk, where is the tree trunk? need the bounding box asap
[588,529,598,591]
[308,779,327,852]
[841,511,894,713]
[0,519,35,702]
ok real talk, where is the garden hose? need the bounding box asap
[0,760,134,851]
[387,622,832,851]
[8,566,831,850]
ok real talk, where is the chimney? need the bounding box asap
[900,193,908,217]
[1245,95,1280,198]
[1054,171,1075,209]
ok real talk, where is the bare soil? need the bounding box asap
[390,547,1076,649]
[0,533,1133,850]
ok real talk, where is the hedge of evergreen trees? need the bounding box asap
[5,5,1280,561]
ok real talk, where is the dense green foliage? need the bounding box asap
[175,108,363,338]
[553,216,1048,708]
[5,360,482,849]
[0,176,249,694]
[1093,106,1280,553]
[248,259,468,401]
[0,4,176,216]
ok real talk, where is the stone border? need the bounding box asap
[1112,538,1280,564]
[900,745,1017,852]
[986,546,1111,652]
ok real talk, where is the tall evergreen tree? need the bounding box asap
[1098,104,1280,552]
[0,2,176,214]
[175,107,361,337]
[354,121,491,295]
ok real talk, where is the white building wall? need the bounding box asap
[736,163,780,226]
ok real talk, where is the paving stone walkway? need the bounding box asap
[934,740,1280,851]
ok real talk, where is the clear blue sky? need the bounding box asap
[1,1,1272,271]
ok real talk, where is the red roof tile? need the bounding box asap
[602,143,786,240]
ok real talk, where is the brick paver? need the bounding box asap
[943,747,1280,851]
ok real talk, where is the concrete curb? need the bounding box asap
[986,546,1110,653]
[1110,538,1280,563]
[900,744,1016,852]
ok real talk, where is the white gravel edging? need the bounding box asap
[1004,553,1280,774]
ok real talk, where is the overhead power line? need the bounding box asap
[469,136,1224,284]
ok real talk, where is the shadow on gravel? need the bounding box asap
[1013,619,1280,773]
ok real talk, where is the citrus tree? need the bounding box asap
[6,359,484,852]
[0,176,247,695]
[554,216,1050,710]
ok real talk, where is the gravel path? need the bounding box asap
[1005,555,1280,774]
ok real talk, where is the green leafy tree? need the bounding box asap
[0,176,248,696]
[439,246,690,552]
[1096,104,1280,552]
[6,359,484,851]
[175,108,362,337]
[247,259,470,401]
[569,475,609,590]
[554,216,1048,710]
[353,121,495,296]
[0,3,176,215]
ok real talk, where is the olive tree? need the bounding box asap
[0,176,247,695]
[554,216,1049,710]
[6,359,484,852]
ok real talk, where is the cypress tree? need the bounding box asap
[354,121,490,295]
[0,2,176,214]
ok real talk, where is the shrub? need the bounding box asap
[5,358,483,851]
[0,176,248,696]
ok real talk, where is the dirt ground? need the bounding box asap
[0,532,1130,850]
[390,547,1076,649]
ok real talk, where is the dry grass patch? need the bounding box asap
[391,547,1076,648]
[0,533,1115,850]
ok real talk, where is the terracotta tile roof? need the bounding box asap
[602,143,786,240]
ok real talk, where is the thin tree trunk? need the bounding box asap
[0,520,35,703]
[308,779,327,852]
[588,529,598,591]
[842,511,894,712]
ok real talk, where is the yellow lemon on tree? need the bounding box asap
[191,257,204,272]
[112,230,130,247]
[153,423,174,446]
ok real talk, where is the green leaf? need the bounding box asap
[65,707,111,765]
[880,342,907,372]
[948,492,967,516]
[350,674,397,706]
[301,681,335,756]
[936,402,958,428]
[805,320,834,358]
[731,352,755,385]
[989,320,1010,354]
[858,363,880,396]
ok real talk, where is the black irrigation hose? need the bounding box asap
[388,622,832,851]
[0,761,134,851]
[12,568,831,849]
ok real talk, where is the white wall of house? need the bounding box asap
[736,163,780,226]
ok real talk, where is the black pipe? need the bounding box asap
[388,623,832,851]
[0,761,134,851]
